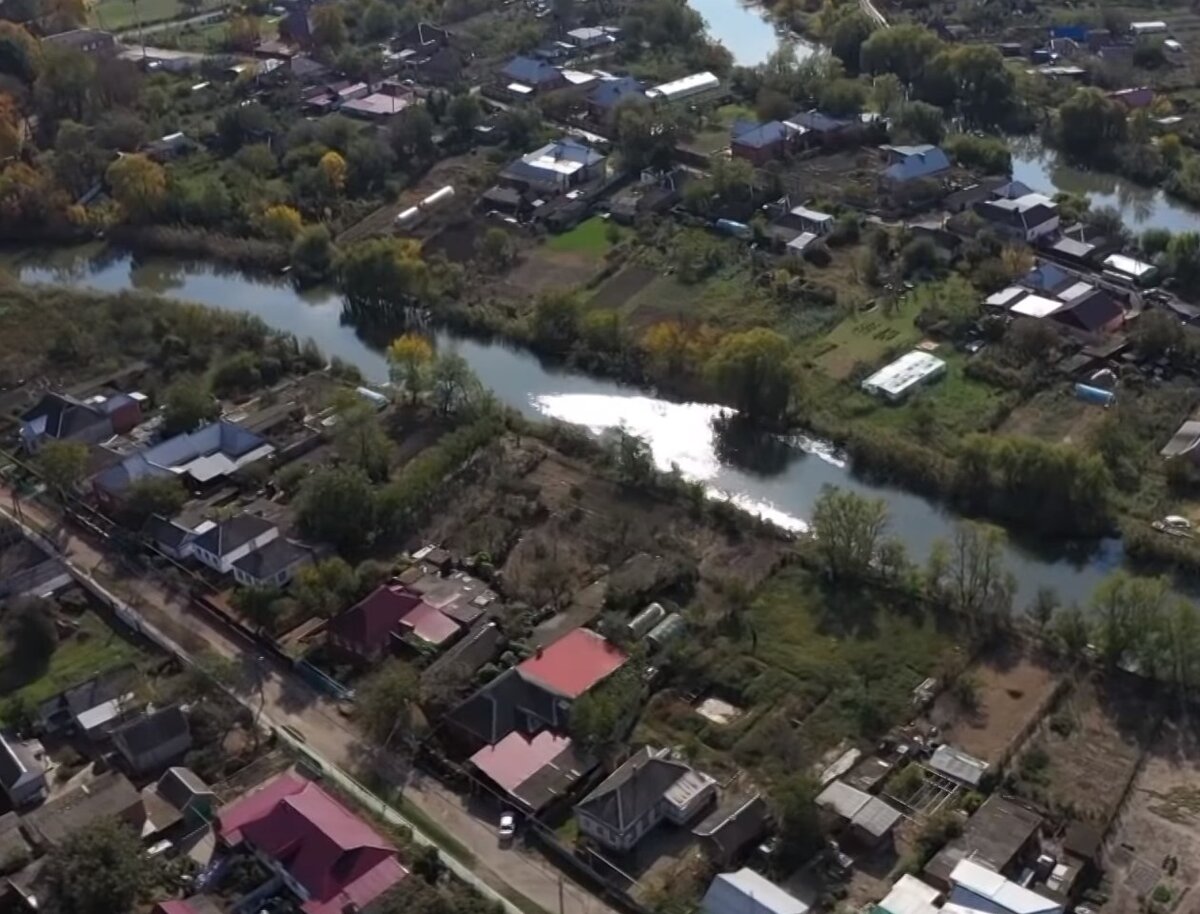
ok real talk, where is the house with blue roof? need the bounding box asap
[731,120,789,164]
[499,137,606,194]
[1019,261,1074,295]
[93,420,275,504]
[586,76,643,119]
[879,144,951,186]
[500,55,565,93]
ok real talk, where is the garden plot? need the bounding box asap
[924,646,1062,765]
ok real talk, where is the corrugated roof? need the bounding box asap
[518,628,626,698]
[929,745,989,786]
[702,868,809,914]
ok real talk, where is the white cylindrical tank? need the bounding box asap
[395,206,421,226]
[420,185,455,209]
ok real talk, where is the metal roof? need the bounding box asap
[703,869,809,914]
[929,745,989,786]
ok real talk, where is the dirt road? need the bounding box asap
[0,489,616,914]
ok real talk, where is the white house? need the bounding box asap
[0,732,47,808]
[191,515,279,575]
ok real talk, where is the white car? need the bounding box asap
[498,812,516,843]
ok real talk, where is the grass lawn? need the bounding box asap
[0,611,142,705]
[808,297,922,380]
[545,217,620,256]
[836,351,1009,441]
[615,270,782,330]
[89,0,224,30]
[684,103,755,154]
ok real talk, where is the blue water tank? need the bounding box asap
[714,218,751,239]
[1074,383,1116,406]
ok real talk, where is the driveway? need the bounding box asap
[0,488,617,914]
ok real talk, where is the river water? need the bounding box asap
[1010,137,1200,235]
[686,0,815,67]
[3,245,1124,605]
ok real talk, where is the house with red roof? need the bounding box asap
[327,583,462,661]
[468,730,591,813]
[448,628,628,752]
[217,772,407,914]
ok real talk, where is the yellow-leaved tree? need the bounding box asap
[387,333,433,403]
[261,203,302,241]
[106,154,166,222]
[319,150,347,195]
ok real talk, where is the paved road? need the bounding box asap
[859,0,888,28]
[0,489,616,914]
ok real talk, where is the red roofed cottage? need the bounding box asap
[218,772,407,914]
[518,628,627,699]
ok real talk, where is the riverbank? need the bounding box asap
[0,244,1139,605]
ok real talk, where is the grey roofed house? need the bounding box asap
[424,620,503,681]
[929,744,989,787]
[0,732,46,808]
[22,771,143,848]
[815,780,902,840]
[574,746,717,852]
[702,868,809,914]
[693,793,769,866]
[1162,418,1200,459]
[155,766,215,816]
[19,392,110,450]
[36,664,138,736]
[447,668,560,745]
[43,27,117,55]
[191,514,276,560]
[143,766,215,835]
[112,706,192,774]
[143,514,196,555]
[924,794,1043,889]
[232,536,312,586]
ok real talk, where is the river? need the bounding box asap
[1010,137,1200,235]
[2,244,1125,605]
[686,0,815,67]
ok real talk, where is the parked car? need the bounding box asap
[498,811,516,845]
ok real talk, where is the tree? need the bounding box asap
[387,333,434,403]
[1091,571,1169,671]
[1166,232,1200,288]
[1053,603,1090,662]
[871,72,904,116]
[569,666,641,754]
[892,101,945,144]
[338,238,429,318]
[0,21,41,84]
[530,290,581,354]
[40,818,159,914]
[105,154,166,222]
[429,352,479,417]
[1131,308,1182,359]
[860,24,942,86]
[447,93,481,137]
[928,521,1015,638]
[162,379,218,436]
[358,658,421,745]
[293,557,360,618]
[120,476,187,526]
[261,203,302,241]
[291,224,336,284]
[319,150,347,195]
[827,10,874,74]
[772,774,822,871]
[297,465,377,553]
[36,440,88,497]
[361,0,397,39]
[231,585,283,632]
[2,597,57,672]
[389,107,435,160]
[311,4,347,51]
[706,328,796,423]
[0,93,22,161]
[612,100,675,171]
[1027,586,1058,633]
[610,426,655,489]
[810,486,890,581]
[476,227,517,271]
[226,13,261,51]
[335,402,393,482]
[1057,88,1126,161]
[34,45,93,123]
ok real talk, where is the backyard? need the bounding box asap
[637,566,961,786]
[89,0,227,30]
[546,217,623,255]
[0,608,143,706]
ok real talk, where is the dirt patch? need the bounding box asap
[926,645,1061,765]
[498,248,604,298]
[1101,721,1200,914]
[589,264,657,310]
[998,386,1108,445]
[1009,673,1156,824]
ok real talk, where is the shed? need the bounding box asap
[876,874,942,914]
[929,745,988,787]
[861,351,947,401]
[702,868,809,914]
